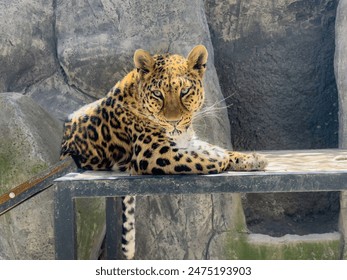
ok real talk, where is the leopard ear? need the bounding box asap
[187,45,208,77]
[134,49,154,75]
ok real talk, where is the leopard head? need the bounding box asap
[134,45,208,137]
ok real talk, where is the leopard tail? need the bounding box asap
[122,195,136,259]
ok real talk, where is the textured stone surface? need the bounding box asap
[205,0,340,238]
[0,0,93,122]
[55,0,231,147]
[242,192,340,236]
[207,193,246,259]
[335,0,347,259]
[136,193,241,259]
[335,0,347,149]
[75,198,106,259]
[27,72,95,122]
[206,0,338,150]
[0,93,61,259]
[0,93,105,259]
[0,187,55,259]
[339,191,347,259]
[0,93,61,191]
[0,0,56,93]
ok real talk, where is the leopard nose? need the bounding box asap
[167,120,181,127]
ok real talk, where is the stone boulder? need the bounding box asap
[0,0,93,122]
[0,93,61,189]
[27,72,95,122]
[0,93,106,259]
[0,1,55,93]
[0,93,61,259]
[206,0,338,150]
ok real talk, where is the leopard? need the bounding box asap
[60,45,267,259]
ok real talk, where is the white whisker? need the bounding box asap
[193,102,233,122]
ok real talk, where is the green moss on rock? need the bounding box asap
[225,233,341,260]
[76,198,106,259]
[0,145,48,194]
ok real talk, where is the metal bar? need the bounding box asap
[54,184,77,260]
[105,197,124,260]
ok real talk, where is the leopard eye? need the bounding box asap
[152,90,163,99]
[180,87,191,98]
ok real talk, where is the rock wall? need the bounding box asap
[54,0,231,147]
[335,0,347,259]
[205,0,339,150]
[205,0,341,239]
[0,1,56,93]
[0,93,61,259]
[335,0,347,149]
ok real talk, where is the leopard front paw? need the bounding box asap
[228,152,268,171]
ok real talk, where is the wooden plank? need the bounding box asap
[55,149,347,182]
[0,158,74,215]
[263,149,347,172]
[53,150,347,197]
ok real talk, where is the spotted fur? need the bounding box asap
[60,45,267,259]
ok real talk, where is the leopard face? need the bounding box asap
[134,46,207,137]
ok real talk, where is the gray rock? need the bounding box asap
[205,0,338,150]
[0,93,105,259]
[242,192,340,236]
[206,0,340,239]
[0,93,61,259]
[27,72,95,122]
[335,0,347,259]
[0,0,93,122]
[335,0,347,149]
[207,193,247,259]
[55,0,231,147]
[0,93,61,190]
[136,193,241,259]
[0,1,56,93]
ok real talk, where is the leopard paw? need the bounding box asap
[228,152,268,171]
